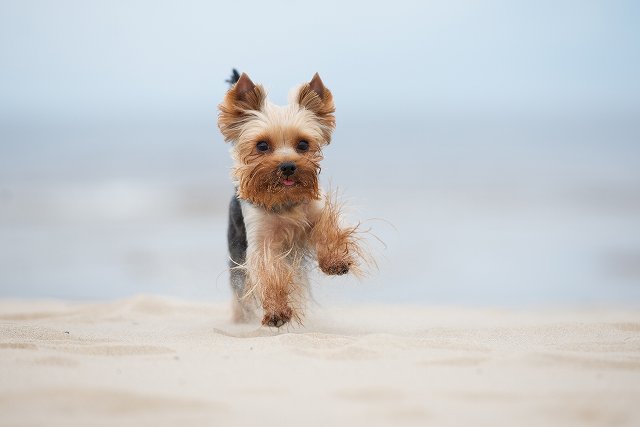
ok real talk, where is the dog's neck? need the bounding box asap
[236,189,306,215]
[247,198,305,214]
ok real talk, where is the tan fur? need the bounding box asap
[218,73,366,327]
[239,202,313,325]
[296,73,336,143]
[218,73,268,142]
[232,129,323,210]
[310,193,365,277]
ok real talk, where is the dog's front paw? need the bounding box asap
[319,258,352,276]
[262,306,293,328]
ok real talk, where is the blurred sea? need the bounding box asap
[1,112,639,306]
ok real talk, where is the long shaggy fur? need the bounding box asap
[234,151,322,210]
[311,191,369,278]
[219,71,368,327]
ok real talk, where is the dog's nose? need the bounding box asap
[279,162,297,176]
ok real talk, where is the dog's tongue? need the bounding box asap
[282,179,295,186]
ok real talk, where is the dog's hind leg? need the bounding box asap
[228,194,254,322]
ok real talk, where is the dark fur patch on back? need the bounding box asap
[228,194,247,296]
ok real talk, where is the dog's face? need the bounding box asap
[218,73,335,210]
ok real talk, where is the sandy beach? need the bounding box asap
[0,296,639,427]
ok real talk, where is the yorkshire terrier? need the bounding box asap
[218,71,365,327]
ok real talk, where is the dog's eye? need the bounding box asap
[296,140,309,152]
[256,141,269,152]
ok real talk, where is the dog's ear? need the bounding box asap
[297,73,336,143]
[218,73,267,143]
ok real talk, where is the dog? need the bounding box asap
[218,70,365,327]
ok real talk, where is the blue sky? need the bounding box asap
[1,0,639,122]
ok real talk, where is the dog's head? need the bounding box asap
[218,73,335,210]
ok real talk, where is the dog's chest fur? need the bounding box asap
[240,199,317,253]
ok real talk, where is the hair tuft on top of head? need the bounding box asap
[225,68,241,87]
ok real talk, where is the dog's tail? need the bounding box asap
[225,68,240,88]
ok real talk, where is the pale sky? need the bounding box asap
[1,0,639,122]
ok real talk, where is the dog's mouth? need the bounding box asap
[282,178,296,186]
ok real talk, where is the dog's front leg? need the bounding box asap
[245,241,295,327]
[240,202,297,327]
[310,197,359,276]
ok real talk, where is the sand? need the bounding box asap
[0,296,639,427]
